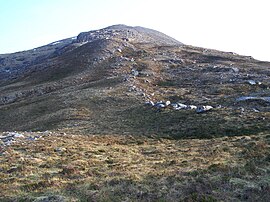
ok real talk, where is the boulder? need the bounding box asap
[170,103,178,108]
[177,103,187,108]
[187,105,197,110]
[170,103,187,110]
[247,80,256,85]
[131,69,139,76]
[196,106,213,113]
[145,101,154,106]
[247,80,262,85]
[165,100,171,106]
[155,103,166,109]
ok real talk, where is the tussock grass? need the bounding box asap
[0,132,269,201]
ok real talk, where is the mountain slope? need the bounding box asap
[0,25,270,138]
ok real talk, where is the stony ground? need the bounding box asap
[1,131,269,201]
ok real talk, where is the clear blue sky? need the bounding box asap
[0,0,269,61]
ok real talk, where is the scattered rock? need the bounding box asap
[128,85,137,92]
[237,107,245,113]
[54,147,67,153]
[247,80,262,85]
[144,79,150,83]
[0,132,24,146]
[13,132,25,138]
[26,135,42,141]
[155,103,166,109]
[145,100,202,112]
[3,139,14,146]
[165,100,171,106]
[0,132,44,146]
[131,69,139,76]
[247,80,256,85]
[33,195,67,202]
[145,101,154,106]
[252,108,260,112]
[187,105,197,110]
[175,103,188,110]
[231,67,239,73]
[196,106,213,113]
[236,96,270,103]
[170,103,178,108]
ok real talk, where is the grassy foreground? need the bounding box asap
[0,132,270,201]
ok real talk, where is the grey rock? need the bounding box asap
[187,105,197,110]
[33,195,67,202]
[155,103,166,109]
[247,80,256,85]
[170,103,178,108]
[236,96,270,103]
[165,100,171,106]
[175,103,188,110]
[246,80,262,85]
[231,67,239,73]
[26,135,41,141]
[145,101,154,106]
[0,132,25,146]
[54,147,67,153]
[196,106,213,113]
[131,69,139,76]
[13,133,25,138]
[252,108,260,112]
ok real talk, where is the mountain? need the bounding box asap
[0,24,270,138]
[1,25,270,201]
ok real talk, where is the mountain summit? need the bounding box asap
[0,25,181,83]
[77,24,182,45]
[0,25,270,138]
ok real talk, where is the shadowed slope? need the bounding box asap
[0,25,270,138]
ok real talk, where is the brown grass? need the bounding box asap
[1,131,269,201]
